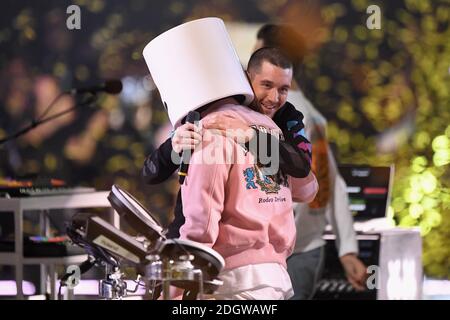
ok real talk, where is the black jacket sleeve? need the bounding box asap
[274,102,312,178]
[142,137,179,184]
[246,102,312,178]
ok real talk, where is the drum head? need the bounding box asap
[159,239,225,280]
[108,184,164,242]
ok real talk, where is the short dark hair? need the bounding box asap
[256,24,306,70]
[247,47,293,75]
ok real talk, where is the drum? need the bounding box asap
[158,238,225,283]
[159,239,225,294]
[107,184,164,243]
[107,185,226,296]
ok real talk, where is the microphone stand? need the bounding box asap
[0,94,98,146]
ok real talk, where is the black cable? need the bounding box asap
[58,282,63,300]
[66,224,120,268]
[58,281,66,300]
[132,279,147,288]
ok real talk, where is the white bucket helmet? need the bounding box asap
[142,17,254,126]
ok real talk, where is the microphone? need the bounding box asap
[178,111,201,184]
[69,79,123,95]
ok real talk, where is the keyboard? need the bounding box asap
[0,186,96,198]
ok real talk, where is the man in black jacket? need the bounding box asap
[143,47,312,239]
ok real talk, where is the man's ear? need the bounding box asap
[244,70,257,97]
[246,69,254,80]
[245,70,254,85]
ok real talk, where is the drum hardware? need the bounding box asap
[127,275,146,294]
[107,184,225,300]
[158,254,205,300]
[145,254,162,280]
[188,268,204,300]
[167,254,196,281]
[144,253,206,300]
[65,184,225,300]
[99,265,148,300]
[63,218,121,300]
[99,265,127,300]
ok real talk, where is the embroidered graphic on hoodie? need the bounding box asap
[243,167,257,190]
[243,164,281,194]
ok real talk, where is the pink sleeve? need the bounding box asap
[179,136,231,247]
[289,171,319,203]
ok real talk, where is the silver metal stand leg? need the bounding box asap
[110,209,120,229]
[162,259,172,300]
[48,264,57,300]
[65,287,75,300]
[162,279,170,300]
[14,207,24,299]
[146,279,156,300]
[194,270,204,300]
[15,262,24,299]
[40,264,47,295]
[39,209,50,237]
[39,211,49,296]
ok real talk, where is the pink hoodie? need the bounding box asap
[179,99,318,271]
